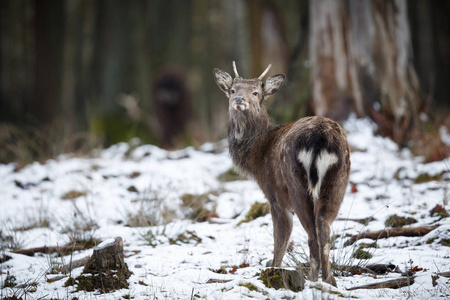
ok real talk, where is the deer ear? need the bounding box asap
[263,74,286,100]
[213,68,233,97]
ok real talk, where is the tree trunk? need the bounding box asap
[73,237,131,293]
[309,0,422,146]
[33,0,65,125]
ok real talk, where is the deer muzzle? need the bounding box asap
[232,96,248,111]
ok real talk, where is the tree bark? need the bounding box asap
[309,0,422,146]
[259,267,305,292]
[74,237,131,293]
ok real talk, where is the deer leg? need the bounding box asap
[307,230,321,282]
[316,213,336,286]
[270,204,293,267]
[293,198,320,281]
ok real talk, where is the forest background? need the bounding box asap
[1,0,449,164]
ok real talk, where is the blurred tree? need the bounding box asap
[309,0,422,146]
[408,0,450,110]
[0,0,449,161]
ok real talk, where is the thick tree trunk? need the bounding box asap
[310,0,422,146]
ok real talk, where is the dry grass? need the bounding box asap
[409,111,450,163]
[0,121,103,166]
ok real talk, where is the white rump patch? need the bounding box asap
[298,149,338,201]
[297,149,314,194]
[313,150,338,200]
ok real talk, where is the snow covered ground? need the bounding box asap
[1,117,449,299]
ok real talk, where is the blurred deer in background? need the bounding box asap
[213,62,350,286]
[120,68,191,149]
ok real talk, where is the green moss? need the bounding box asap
[413,171,446,184]
[127,185,138,193]
[64,277,76,287]
[61,190,86,200]
[426,237,438,244]
[138,280,148,286]
[238,202,270,225]
[129,171,141,178]
[430,204,449,219]
[358,242,378,249]
[221,286,234,292]
[217,168,247,182]
[259,268,305,292]
[75,270,131,293]
[181,193,215,222]
[168,231,202,245]
[441,239,450,247]
[393,167,405,180]
[2,274,17,288]
[238,282,261,292]
[384,214,417,228]
[352,248,373,259]
[259,268,284,290]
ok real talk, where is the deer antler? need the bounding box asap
[232,61,240,78]
[258,64,272,80]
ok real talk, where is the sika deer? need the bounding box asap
[213,62,350,286]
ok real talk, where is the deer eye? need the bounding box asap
[252,92,259,96]
[231,89,235,94]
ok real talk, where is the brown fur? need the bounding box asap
[213,64,350,286]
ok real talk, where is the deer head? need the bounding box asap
[213,62,286,112]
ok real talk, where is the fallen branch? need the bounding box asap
[345,225,439,246]
[347,277,414,291]
[332,264,378,276]
[307,262,394,276]
[59,256,90,274]
[13,245,85,256]
[436,271,450,278]
[337,217,376,225]
[206,278,232,284]
[366,264,399,275]
[46,275,67,283]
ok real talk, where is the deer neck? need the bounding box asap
[227,107,272,177]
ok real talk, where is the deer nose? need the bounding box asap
[235,96,244,104]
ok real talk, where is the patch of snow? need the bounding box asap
[95,237,117,249]
[1,117,449,299]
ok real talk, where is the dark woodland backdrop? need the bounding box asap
[1,0,449,163]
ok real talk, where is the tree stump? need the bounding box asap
[70,237,132,293]
[259,267,305,292]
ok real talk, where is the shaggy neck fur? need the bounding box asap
[227,103,271,176]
